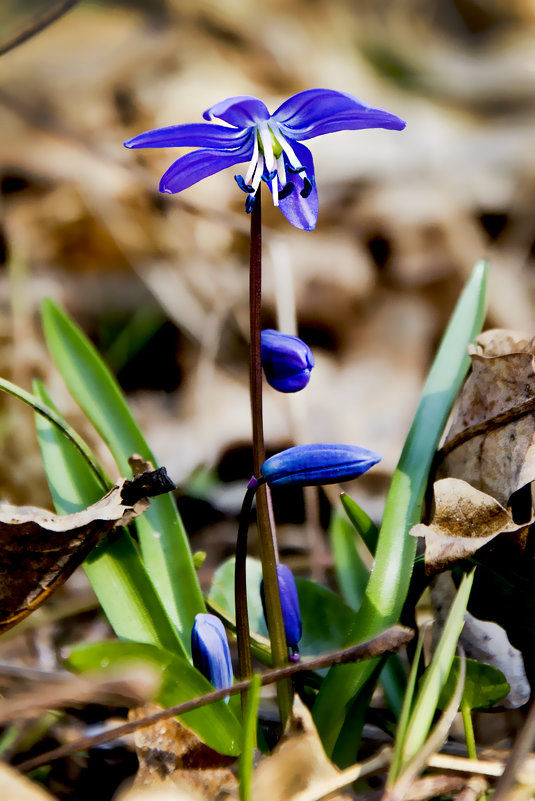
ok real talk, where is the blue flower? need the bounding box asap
[261,329,314,393]
[124,89,405,231]
[261,564,302,662]
[191,613,233,693]
[260,443,382,487]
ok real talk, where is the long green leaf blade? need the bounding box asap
[401,571,474,766]
[0,377,108,489]
[41,298,204,647]
[313,261,488,762]
[33,380,185,655]
[330,511,406,715]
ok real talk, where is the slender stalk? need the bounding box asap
[248,189,292,721]
[235,483,258,685]
[461,702,477,761]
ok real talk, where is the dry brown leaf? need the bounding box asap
[251,696,351,801]
[128,702,236,801]
[441,329,535,506]
[411,477,525,573]
[0,467,174,633]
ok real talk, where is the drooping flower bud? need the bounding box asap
[261,329,314,393]
[260,443,382,487]
[191,613,233,692]
[261,564,302,661]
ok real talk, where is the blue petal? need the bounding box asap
[273,88,406,141]
[191,613,233,692]
[276,142,318,231]
[261,329,314,393]
[159,137,254,194]
[203,95,270,127]
[261,443,382,487]
[261,564,302,650]
[124,122,251,150]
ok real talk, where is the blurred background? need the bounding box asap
[1,0,535,583]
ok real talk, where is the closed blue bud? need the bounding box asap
[261,564,302,661]
[260,443,382,487]
[191,613,233,692]
[261,329,314,393]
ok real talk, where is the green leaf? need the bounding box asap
[313,261,488,763]
[0,377,108,490]
[330,512,370,611]
[330,511,405,715]
[389,627,426,780]
[65,640,242,756]
[41,298,204,649]
[239,673,262,801]
[340,494,379,557]
[297,579,363,659]
[209,557,268,639]
[438,657,510,712]
[400,570,474,767]
[33,380,185,655]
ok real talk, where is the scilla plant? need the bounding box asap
[0,87,489,786]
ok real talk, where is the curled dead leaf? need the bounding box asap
[440,329,535,506]
[0,467,174,634]
[411,477,525,574]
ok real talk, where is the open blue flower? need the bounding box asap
[124,89,405,231]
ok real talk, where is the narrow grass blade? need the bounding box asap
[41,298,204,647]
[0,377,108,489]
[239,673,262,801]
[313,261,487,762]
[33,380,186,655]
[340,493,379,556]
[386,651,466,801]
[389,627,426,781]
[401,571,473,766]
[66,640,242,757]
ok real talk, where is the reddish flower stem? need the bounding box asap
[245,188,292,721]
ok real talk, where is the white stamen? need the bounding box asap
[258,123,275,174]
[244,134,259,186]
[251,154,264,192]
[269,122,303,171]
[272,176,279,206]
[275,154,287,188]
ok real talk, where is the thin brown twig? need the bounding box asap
[15,625,413,773]
[0,1,81,58]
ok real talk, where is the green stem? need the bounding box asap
[461,702,477,760]
[248,189,292,722]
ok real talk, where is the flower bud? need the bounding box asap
[261,564,302,661]
[260,443,382,487]
[261,329,314,393]
[191,613,233,692]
